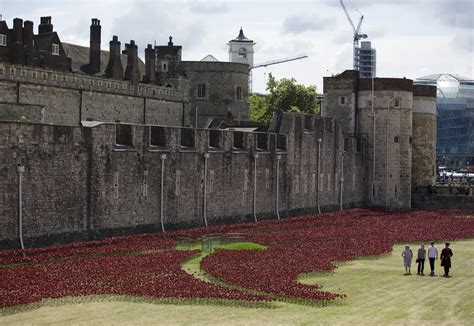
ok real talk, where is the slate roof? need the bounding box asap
[33,32,58,52]
[62,42,145,76]
[229,28,253,43]
[201,54,219,62]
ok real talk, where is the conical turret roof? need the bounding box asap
[230,28,253,43]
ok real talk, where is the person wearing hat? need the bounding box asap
[440,243,454,277]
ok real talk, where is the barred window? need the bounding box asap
[0,34,6,46]
[197,83,206,98]
[235,86,242,100]
[52,43,60,55]
[394,99,401,108]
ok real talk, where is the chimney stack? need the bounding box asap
[11,18,25,65]
[123,40,140,83]
[38,16,53,34]
[89,18,101,74]
[23,20,34,47]
[105,35,124,79]
[144,44,156,83]
[12,18,23,43]
[23,20,34,65]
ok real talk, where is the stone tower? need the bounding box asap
[357,78,413,210]
[228,28,255,68]
[412,85,437,188]
[324,71,416,210]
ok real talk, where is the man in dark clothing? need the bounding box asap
[417,244,426,275]
[440,242,454,277]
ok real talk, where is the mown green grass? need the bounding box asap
[1,240,473,325]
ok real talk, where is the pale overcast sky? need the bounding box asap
[1,0,473,93]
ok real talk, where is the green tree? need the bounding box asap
[248,73,319,123]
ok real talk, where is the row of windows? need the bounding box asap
[339,96,402,109]
[196,83,243,100]
[0,34,59,55]
[115,125,287,152]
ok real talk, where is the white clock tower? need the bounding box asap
[228,28,255,68]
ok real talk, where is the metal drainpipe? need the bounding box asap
[372,77,376,204]
[317,138,322,214]
[340,152,344,211]
[275,154,281,220]
[203,153,209,227]
[253,153,259,222]
[17,164,26,254]
[386,103,389,211]
[160,154,167,232]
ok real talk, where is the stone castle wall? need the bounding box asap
[0,63,188,126]
[0,113,367,248]
[179,61,249,126]
[412,85,437,188]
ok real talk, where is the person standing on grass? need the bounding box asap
[427,242,438,276]
[402,245,413,275]
[440,242,454,277]
[417,244,426,275]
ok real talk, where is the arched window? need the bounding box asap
[238,47,247,59]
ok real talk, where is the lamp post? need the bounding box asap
[317,138,322,214]
[385,95,398,211]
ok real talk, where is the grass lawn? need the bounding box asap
[1,239,473,325]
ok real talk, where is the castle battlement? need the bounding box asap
[0,63,188,102]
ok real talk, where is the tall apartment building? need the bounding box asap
[356,41,376,78]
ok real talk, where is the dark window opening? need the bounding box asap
[233,132,245,149]
[339,96,346,105]
[325,119,333,133]
[197,83,206,98]
[394,136,399,143]
[257,133,269,151]
[356,138,362,152]
[209,129,222,148]
[304,115,313,131]
[238,47,247,59]
[409,136,413,144]
[181,128,195,148]
[235,86,242,100]
[150,126,166,147]
[277,134,287,151]
[394,99,401,108]
[115,124,133,146]
[344,138,350,152]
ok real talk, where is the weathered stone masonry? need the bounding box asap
[0,63,189,126]
[0,113,366,247]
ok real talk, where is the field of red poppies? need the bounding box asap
[1,208,473,309]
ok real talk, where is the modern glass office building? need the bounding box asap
[415,74,474,169]
[356,41,376,78]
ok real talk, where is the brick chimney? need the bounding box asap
[23,20,34,65]
[89,18,101,74]
[144,44,156,83]
[23,20,34,47]
[11,18,25,64]
[12,18,23,43]
[123,40,140,83]
[38,16,53,34]
[105,35,124,79]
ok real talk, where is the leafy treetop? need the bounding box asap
[249,73,319,123]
